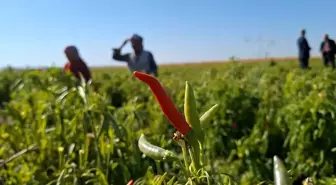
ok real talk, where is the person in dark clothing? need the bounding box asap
[112,34,158,77]
[320,34,336,69]
[297,29,311,69]
[64,45,92,83]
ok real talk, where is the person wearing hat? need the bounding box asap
[112,34,158,76]
[63,45,92,83]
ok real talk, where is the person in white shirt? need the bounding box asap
[112,34,158,76]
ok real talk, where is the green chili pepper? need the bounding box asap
[138,134,178,161]
[273,155,290,185]
[184,82,203,143]
[184,82,204,170]
[200,104,219,125]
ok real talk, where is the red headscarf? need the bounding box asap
[64,62,71,72]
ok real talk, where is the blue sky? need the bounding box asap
[0,0,336,68]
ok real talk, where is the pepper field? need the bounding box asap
[1,58,336,185]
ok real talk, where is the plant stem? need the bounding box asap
[180,140,190,176]
[185,133,201,172]
[155,161,162,174]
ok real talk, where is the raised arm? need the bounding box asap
[112,39,130,62]
[112,49,130,62]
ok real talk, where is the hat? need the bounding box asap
[130,34,143,42]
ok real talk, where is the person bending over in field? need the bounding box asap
[112,34,158,77]
[64,45,92,83]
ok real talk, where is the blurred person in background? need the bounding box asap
[297,29,311,69]
[64,45,92,83]
[320,34,336,69]
[112,34,158,77]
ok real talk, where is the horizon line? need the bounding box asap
[1,55,322,70]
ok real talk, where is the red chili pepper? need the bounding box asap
[232,122,238,129]
[133,71,191,135]
[126,180,134,185]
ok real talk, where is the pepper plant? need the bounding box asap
[133,71,231,185]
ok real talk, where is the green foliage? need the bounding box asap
[0,59,336,184]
